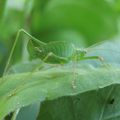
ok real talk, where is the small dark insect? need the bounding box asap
[109,98,115,104]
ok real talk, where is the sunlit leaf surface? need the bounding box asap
[0,65,120,119]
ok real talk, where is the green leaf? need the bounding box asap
[16,102,40,120]
[0,0,6,20]
[0,65,120,119]
[85,38,120,66]
[7,60,43,74]
[23,0,34,17]
[38,84,120,120]
[40,0,118,43]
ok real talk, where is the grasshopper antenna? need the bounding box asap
[3,28,46,76]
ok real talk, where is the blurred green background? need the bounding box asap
[0,0,120,76]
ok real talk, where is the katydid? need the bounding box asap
[3,28,105,90]
[3,28,103,76]
[27,37,103,64]
[3,29,106,95]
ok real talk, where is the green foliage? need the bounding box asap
[16,103,40,120]
[38,85,120,120]
[0,0,120,120]
[0,64,120,120]
[0,0,6,20]
[31,0,118,44]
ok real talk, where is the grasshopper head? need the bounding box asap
[75,48,87,56]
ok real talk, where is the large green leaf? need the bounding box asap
[32,0,118,44]
[5,60,42,120]
[0,65,120,119]
[38,84,120,120]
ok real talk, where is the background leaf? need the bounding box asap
[38,85,120,120]
[31,0,118,44]
[0,0,7,20]
[84,38,120,67]
[16,102,40,120]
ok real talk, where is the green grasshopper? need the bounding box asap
[3,28,105,90]
[3,29,105,95]
[4,29,103,75]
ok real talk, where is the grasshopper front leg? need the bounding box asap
[71,46,104,89]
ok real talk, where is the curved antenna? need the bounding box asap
[3,28,46,76]
[85,40,108,49]
[86,48,120,55]
[84,40,120,55]
[85,39,120,51]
